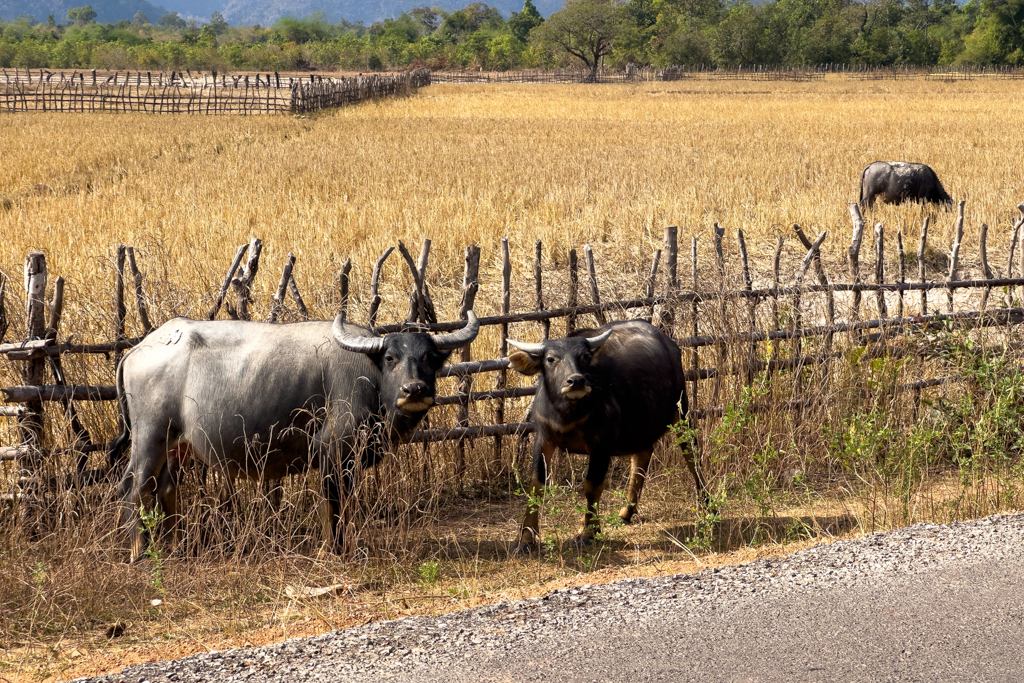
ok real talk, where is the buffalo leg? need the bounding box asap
[320,450,346,554]
[574,454,611,547]
[677,421,709,506]
[513,438,555,554]
[119,431,169,563]
[155,458,181,553]
[619,449,653,524]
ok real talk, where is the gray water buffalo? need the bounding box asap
[109,313,479,560]
[860,161,953,208]
[506,320,707,554]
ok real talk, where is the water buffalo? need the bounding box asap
[506,320,707,554]
[109,312,479,560]
[860,161,953,208]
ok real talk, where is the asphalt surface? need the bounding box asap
[74,513,1024,683]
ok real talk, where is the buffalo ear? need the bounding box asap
[508,351,541,376]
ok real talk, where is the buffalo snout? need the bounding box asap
[397,381,434,411]
[561,373,591,400]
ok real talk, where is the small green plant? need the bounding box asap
[417,560,440,586]
[139,506,166,592]
[686,488,725,553]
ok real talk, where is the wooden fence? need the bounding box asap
[0,68,430,115]
[431,64,1024,84]
[2,200,1024,509]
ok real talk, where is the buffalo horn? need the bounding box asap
[433,311,480,350]
[332,314,386,354]
[586,329,612,348]
[506,338,545,354]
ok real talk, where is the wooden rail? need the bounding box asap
[3,200,1024,509]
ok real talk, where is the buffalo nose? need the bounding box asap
[565,374,586,388]
[401,381,428,398]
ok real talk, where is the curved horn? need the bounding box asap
[506,338,545,355]
[433,311,480,351]
[332,314,386,355]
[586,329,612,349]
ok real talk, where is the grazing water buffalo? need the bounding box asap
[506,320,707,554]
[860,161,953,208]
[109,313,479,560]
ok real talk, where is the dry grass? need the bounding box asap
[3,77,1024,681]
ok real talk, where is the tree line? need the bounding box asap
[1,0,1022,73]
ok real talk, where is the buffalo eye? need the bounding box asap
[546,356,557,365]
[384,353,398,367]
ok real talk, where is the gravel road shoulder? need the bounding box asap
[73,512,1024,683]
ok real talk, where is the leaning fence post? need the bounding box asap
[947,200,965,313]
[645,249,661,322]
[126,247,153,334]
[337,258,352,322]
[918,217,930,315]
[455,245,481,482]
[18,252,47,531]
[874,223,888,321]
[896,230,906,319]
[848,204,866,321]
[583,245,606,326]
[712,222,726,405]
[368,247,395,329]
[229,237,262,321]
[209,243,248,320]
[770,236,784,367]
[268,253,295,323]
[494,240,511,470]
[979,224,993,314]
[690,236,700,411]
[114,245,126,369]
[567,249,579,334]
[661,225,678,331]
[535,240,549,339]
[736,229,755,385]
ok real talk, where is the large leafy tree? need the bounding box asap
[508,0,544,41]
[533,0,632,79]
[66,5,97,26]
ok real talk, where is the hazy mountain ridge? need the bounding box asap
[1,0,167,24]
[2,0,554,27]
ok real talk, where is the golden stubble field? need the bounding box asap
[3,78,1024,682]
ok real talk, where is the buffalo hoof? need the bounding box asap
[570,534,595,549]
[618,505,638,525]
[510,541,538,557]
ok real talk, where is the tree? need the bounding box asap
[208,11,229,34]
[411,6,443,32]
[157,12,187,30]
[508,0,544,41]
[133,11,149,25]
[66,5,97,26]
[533,0,632,79]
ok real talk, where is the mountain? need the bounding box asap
[182,0,561,26]
[2,0,557,32]
[0,0,167,23]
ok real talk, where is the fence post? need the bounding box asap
[114,245,126,369]
[712,222,726,405]
[494,240,510,470]
[534,240,549,339]
[919,217,930,315]
[848,203,866,321]
[583,245,606,326]
[337,258,352,322]
[662,225,677,331]
[18,252,47,532]
[874,223,888,321]
[736,229,755,385]
[690,237,700,408]
[455,245,481,483]
[947,201,965,313]
[567,249,578,333]
[896,230,906,319]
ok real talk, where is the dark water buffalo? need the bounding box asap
[110,313,479,560]
[860,161,953,208]
[506,320,707,553]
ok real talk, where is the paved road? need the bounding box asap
[77,513,1024,683]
